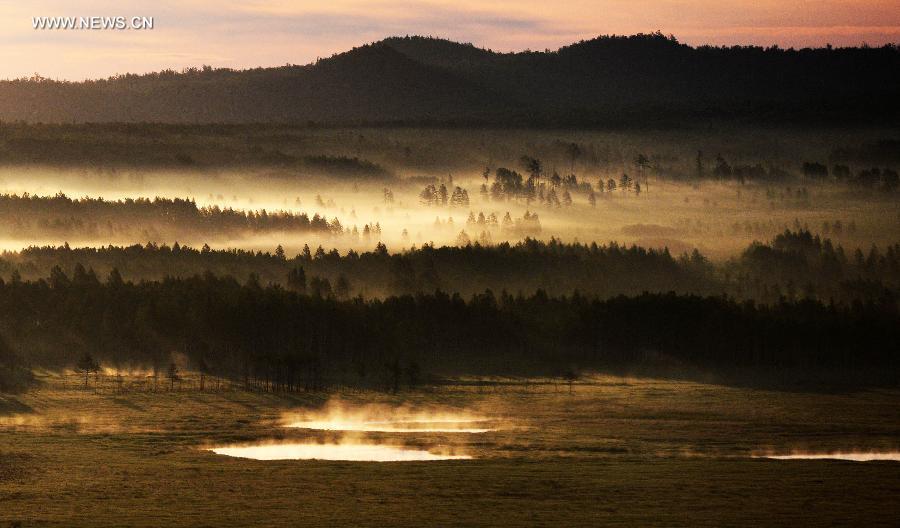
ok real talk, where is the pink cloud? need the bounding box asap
[1,0,897,79]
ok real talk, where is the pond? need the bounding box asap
[754,452,900,462]
[209,442,473,461]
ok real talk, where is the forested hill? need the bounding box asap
[1,33,897,125]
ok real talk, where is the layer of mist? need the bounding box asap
[209,442,472,461]
[283,399,498,433]
[754,452,900,462]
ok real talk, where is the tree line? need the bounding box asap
[2,238,715,300]
[0,193,342,240]
[0,269,896,393]
[1,230,897,305]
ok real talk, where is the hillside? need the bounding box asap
[0,33,897,125]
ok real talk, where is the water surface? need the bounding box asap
[756,452,900,462]
[209,443,472,461]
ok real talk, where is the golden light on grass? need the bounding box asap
[0,412,155,434]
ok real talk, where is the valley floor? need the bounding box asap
[2,373,899,527]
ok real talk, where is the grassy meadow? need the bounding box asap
[2,372,899,527]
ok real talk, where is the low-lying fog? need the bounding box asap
[754,452,900,462]
[209,443,472,461]
[209,399,487,461]
[283,398,499,433]
[0,166,896,260]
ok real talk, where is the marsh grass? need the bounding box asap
[2,372,899,526]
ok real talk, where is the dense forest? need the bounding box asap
[0,193,342,240]
[1,34,897,125]
[0,268,896,392]
[2,230,897,305]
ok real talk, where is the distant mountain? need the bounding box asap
[0,33,897,125]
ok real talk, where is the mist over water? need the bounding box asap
[755,452,900,462]
[201,399,495,461]
[209,443,472,461]
[282,399,499,433]
[288,420,494,433]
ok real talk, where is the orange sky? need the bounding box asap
[2,0,898,80]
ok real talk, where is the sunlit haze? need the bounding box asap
[2,0,897,79]
[1,2,899,525]
[283,399,499,433]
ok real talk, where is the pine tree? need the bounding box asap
[167,362,179,391]
[75,352,99,389]
[287,266,307,294]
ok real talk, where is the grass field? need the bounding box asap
[2,372,900,527]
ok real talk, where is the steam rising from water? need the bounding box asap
[209,443,471,461]
[755,452,900,462]
[289,419,494,433]
[218,400,491,461]
[283,399,498,433]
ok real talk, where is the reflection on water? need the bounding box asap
[287,419,494,433]
[756,452,900,462]
[209,443,472,461]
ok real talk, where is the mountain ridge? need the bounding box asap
[0,33,897,125]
